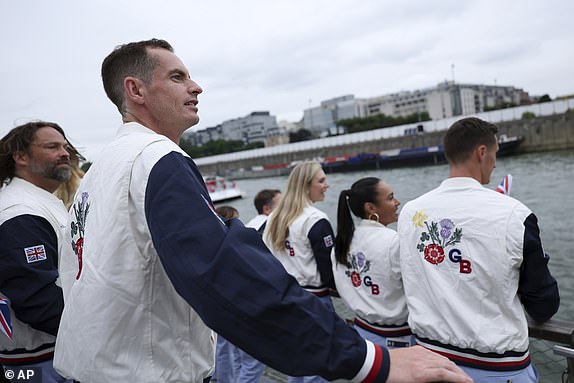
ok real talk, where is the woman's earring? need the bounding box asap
[368,213,380,222]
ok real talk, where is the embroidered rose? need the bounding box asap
[351,271,361,287]
[75,238,84,257]
[71,193,90,280]
[345,252,371,286]
[424,244,445,265]
[74,238,84,280]
[417,216,464,270]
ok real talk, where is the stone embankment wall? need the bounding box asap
[198,111,573,177]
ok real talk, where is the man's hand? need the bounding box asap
[387,346,473,383]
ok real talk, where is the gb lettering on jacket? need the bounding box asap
[412,210,471,274]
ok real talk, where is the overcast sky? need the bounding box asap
[1,0,573,160]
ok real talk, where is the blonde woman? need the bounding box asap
[263,161,335,383]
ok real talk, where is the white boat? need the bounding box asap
[204,176,244,204]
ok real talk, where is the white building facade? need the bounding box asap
[362,82,529,121]
[184,111,286,147]
[301,82,530,136]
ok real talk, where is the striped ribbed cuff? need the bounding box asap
[350,340,390,383]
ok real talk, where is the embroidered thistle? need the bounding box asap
[356,252,366,269]
[71,192,90,279]
[345,251,371,287]
[415,212,463,266]
[439,219,454,239]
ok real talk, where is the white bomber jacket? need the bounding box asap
[398,177,559,371]
[331,219,410,336]
[263,205,335,295]
[55,125,215,382]
[0,178,68,364]
[55,123,394,383]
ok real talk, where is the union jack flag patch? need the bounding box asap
[323,234,333,248]
[24,245,47,263]
[0,298,13,341]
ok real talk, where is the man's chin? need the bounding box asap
[53,169,72,183]
[187,114,200,127]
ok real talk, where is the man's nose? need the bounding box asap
[59,145,71,158]
[187,79,203,94]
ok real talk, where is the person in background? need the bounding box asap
[0,121,75,383]
[54,148,85,209]
[245,189,281,234]
[212,205,241,383]
[215,205,239,221]
[333,177,414,349]
[232,189,282,383]
[398,117,560,383]
[54,38,472,383]
[262,161,335,383]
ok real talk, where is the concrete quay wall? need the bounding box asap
[198,111,574,177]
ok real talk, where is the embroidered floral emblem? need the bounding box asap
[348,272,359,287]
[345,251,370,287]
[71,192,90,279]
[415,212,462,265]
[412,210,428,228]
[424,244,445,265]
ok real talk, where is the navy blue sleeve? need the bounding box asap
[0,215,64,335]
[518,213,560,322]
[308,218,336,290]
[256,221,266,235]
[144,152,388,381]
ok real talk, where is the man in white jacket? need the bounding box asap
[231,188,281,383]
[245,189,281,233]
[54,38,472,383]
[398,117,560,383]
[0,122,75,383]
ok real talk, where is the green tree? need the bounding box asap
[179,139,263,158]
[289,129,314,143]
[337,111,431,134]
[522,111,536,119]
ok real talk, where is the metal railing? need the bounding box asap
[260,317,574,383]
[555,346,574,382]
[529,318,574,382]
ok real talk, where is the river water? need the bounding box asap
[221,150,573,381]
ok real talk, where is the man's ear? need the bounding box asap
[476,144,487,162]
[12,151,28,167]
[124,77,145,105]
